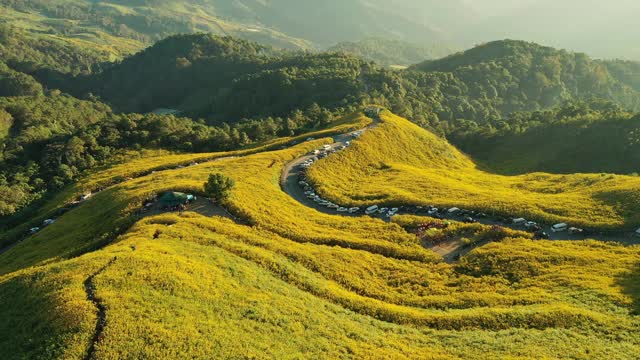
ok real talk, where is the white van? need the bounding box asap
[447,207,460,215]
[512,218,527,226]
[551,223,568,232]
[365,205,379,215]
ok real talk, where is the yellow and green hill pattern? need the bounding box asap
[0,110,638,359]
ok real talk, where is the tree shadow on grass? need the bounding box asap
[618,263,640,315]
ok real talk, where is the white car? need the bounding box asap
[43,219,55,226]
[327,204,339,209]
[427,208,439,215]
[348,207,360,213]
[365,205,379,215]
[29,227,40,234]
[524,221,538,229]
[551,223,569,232]
[378,207,389,214]
[337,207,349,212]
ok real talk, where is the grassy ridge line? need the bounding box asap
[0,115,371,254]
[307,110,640,230]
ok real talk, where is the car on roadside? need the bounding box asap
[524,221,538,229]
[365,205,379,215]
[337,207,349,212]
[378,207,389,214]
[569,227,584,235]
[551,223,569,233]
[463,217,478,223]
[348,207,360,214]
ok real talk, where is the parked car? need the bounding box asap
[337,207,349,212]
[348,207,360,214]
[524,221,537,229]
[378,207,389,214]
[365,205,379,215]
[42,219,55,226]
[568,227,584,235]
[551,223,569,232]
[463,217,478,223]
[447,207,461,215]
[512,218,527,226]
[29,227,40,234]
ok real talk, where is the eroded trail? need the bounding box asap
[84,256,118,360]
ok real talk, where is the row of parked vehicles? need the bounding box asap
[29,218,56,234]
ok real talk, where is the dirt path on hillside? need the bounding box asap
[83,256,118,360]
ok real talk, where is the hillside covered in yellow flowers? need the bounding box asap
[0,109,638,359]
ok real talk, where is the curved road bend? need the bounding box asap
[279,118,640,247]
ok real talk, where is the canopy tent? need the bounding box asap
[159,192,194,207]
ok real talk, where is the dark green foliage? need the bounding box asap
[62,34,371,119]
[450,101,640,174]
[204,173,235,203]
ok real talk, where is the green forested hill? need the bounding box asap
[411,40,640,115]
[62,34,376,118]
[61,36,640,129]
